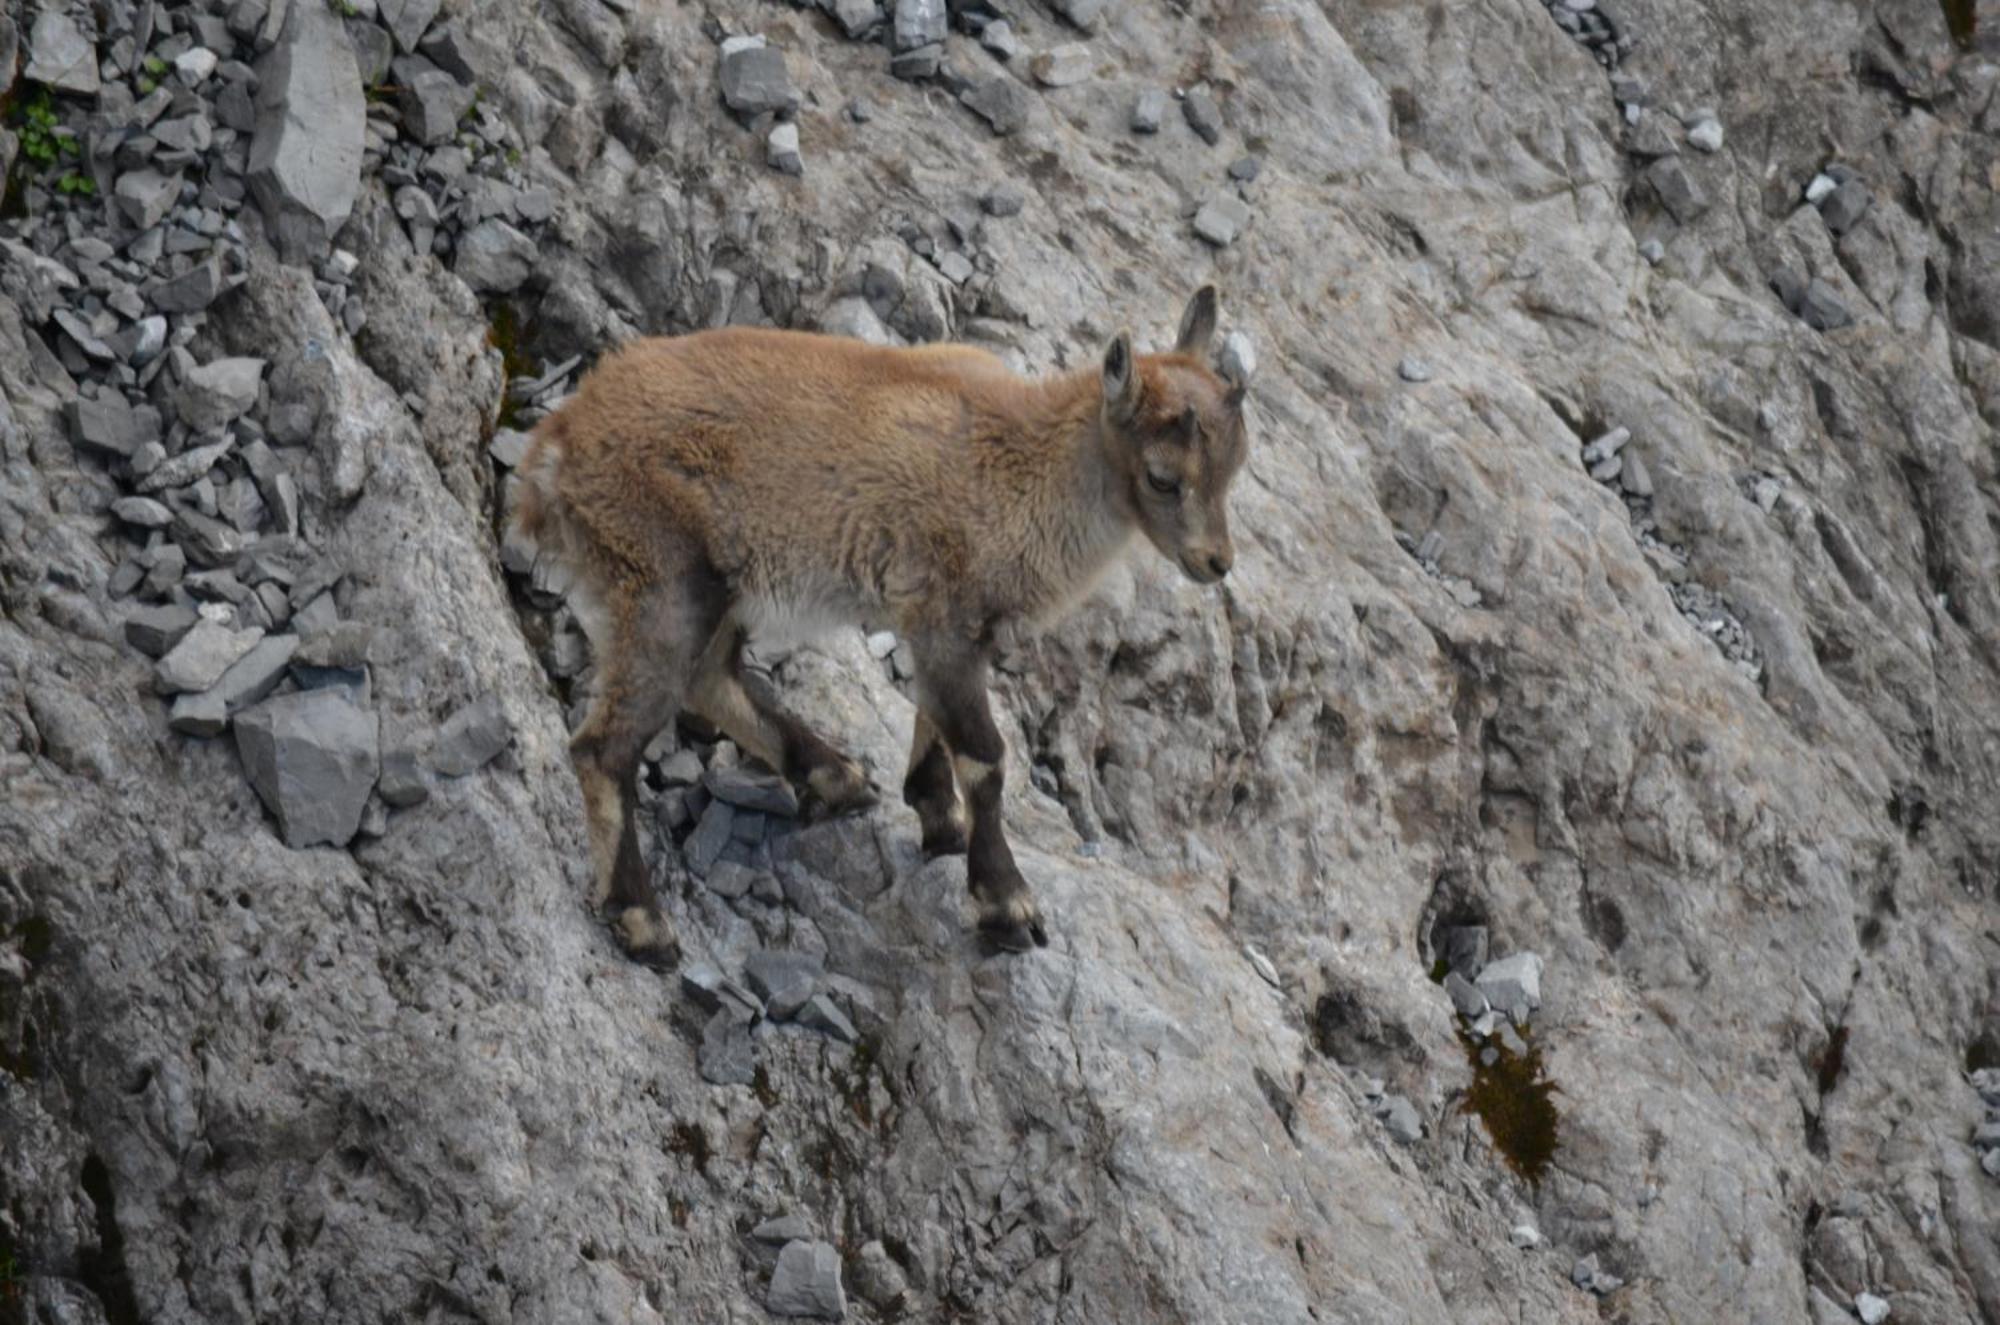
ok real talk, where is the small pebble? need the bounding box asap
[1398,356,1432,383]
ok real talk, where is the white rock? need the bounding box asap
[1855,1292,1890,1324]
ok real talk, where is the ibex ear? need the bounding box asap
[1174,285,1219,356]
[1102,331,1140,422]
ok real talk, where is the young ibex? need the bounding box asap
[512,286,1249,964]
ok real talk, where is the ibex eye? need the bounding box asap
[1146,471,1181,497]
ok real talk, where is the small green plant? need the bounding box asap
[141,54,168,77]
[13,89,62,166]
[55,172,94,197]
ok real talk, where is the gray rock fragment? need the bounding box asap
[234,690,380,848]
[752,1213,814,1244]
[704,766,799,817]
[378,744,430,806]
[454,219,538,294]
[25,13,99,95]
[379,0,442,53]
[684,798,735,876]
[149,260,225,314]
[110,496,173,528]
[1444,971,1488,1019]
[156,620,266,695]
[1031,43,1092,87]
[767,1240,847,1320]
[744,949,822,1020]
[206,634,302,715]
[1397,356,1432,383]
[1193,194,1251,246]
[767,122,803,175]
[125,603,199,657]
[797,993,858,1042]
[719,44,799,116]
[400,67,473,145]
[1799,279,1853,332]
[1818,179,1870,235]
[1475,953,1543,1020]
[961,77,1031,135]
[1377,1095,1422,1145]
[851,1241,906,1310]
[697,1007,756,1085]
[248,0,366,261]
[892,0,946,52]
[979,19,1018,59]
[1132,88,1166,133]
[1183,85,1223,145]
[1685,116,1723,152]
[169,689,231,737]
[431,693,511,776]
[177,357,265,430]
[68,397,163,460]
[116,171,183,232]
[1646,156,1709,222]
[1854,1292,1889,1324]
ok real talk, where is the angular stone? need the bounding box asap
[744,949,821,1020]
[248,0,366,262]
[851,1241,906,1310]
[703,861,757,900]
[960,77,1031,135]
[208,634,300,714]
[704,766,799,817]
[752,1214,814,1245]
[453,219,538,294]
[416,19,474,78]
[170,509,248,568]
[107,315,168,366]
[684,798,736,876]
[1193,195,1251,247]
[1051,0,1108,29]
[1799,279,1853,332]
[135,439,232,495]
[719,45,799,117]
[156,620,266,694]
[148,260,225,314]
[235,690,380,849]
[25,12,99,95]
[697,1007,756,1085]
[658,749,704,786]
[177,357,266,430]
[431,693,510,776]
[110,498,174,528]
[378,0,442,53]
[1183,85,1223,145]
[889,43,941,80]
[488,428,531,468]
[1646,156,1709,223]
[1685,117,1723,152]
[116,171,183,232]
[767,122,803,175]
[169,688,230,737]
[1475,953,1544,1020]
[400,67,473,145]
[892,0,946,52]
[377,744,430,807]
[124,603,200,657]
[1818,179,1871,235]
[797,993,858,1043]
[767,1240,846,1320]
[1378,1095,1422,1144]
[67,394,161,461]
[1030,43,1092,88]
[1854,1293,1889,1325]
[1443,971,1488,1019]
[1132,88,1167,134]
[979,19,1018,60]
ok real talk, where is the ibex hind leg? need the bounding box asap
[687,624,878,820]
[570,563,727,969]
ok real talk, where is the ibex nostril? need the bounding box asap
[1208,553,1232,578]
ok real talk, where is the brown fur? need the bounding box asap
[514,287,1249,960]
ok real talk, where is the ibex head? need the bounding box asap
[1099,285,1251,585]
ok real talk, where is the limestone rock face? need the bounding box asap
[2,0,1998,1323]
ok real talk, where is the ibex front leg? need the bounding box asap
[911,638,1049,951]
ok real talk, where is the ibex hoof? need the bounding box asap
[614,904,682,970]
[805,760,878,820]
[977,894,1049,953]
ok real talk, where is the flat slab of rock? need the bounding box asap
[431,693,511,776]
[125,604,199,658]
[156,620,266,695]
[745,949,822,1020]
[25,12,99,95]
[719,44,799,117]
[704,766,799,817]
[235,690,380,848]
[248,0,365,261]
[1475,953,1543,1020]
[768,1240,847,1320]
[697,1007,756,1086]
[454,219,538,294]
[177,358,266,431]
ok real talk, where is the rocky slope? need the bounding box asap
[2,0,1998,1320]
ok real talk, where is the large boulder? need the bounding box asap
[247,0,365,262]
